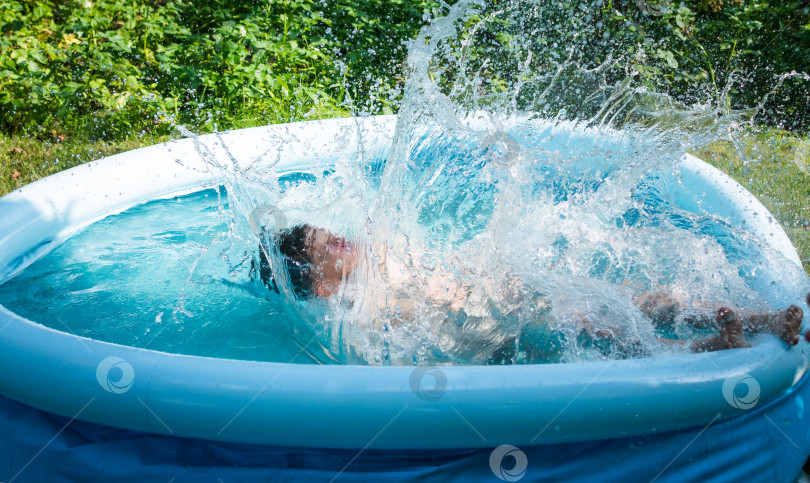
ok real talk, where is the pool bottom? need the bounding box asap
[3,372,809,482]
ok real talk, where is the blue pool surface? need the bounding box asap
[0,188,310,363]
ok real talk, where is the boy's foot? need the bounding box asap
[777,305,803,346]
[717,307,751,349]
[736,304,803,346]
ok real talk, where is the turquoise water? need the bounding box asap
[0,188,313,363]
[3,0,810,365]
[5,0,799,366]
[0,152,804,365]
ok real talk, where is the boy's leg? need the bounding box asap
[636,290,804,346]
[657,307,750,352]
[733,305,803,346]
[633,290,714,329]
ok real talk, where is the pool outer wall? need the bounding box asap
[0,115,808,451]
[2,369,808,482]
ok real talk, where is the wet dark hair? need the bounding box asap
[257,224,314,300]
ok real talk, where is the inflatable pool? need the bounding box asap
[0,116,808,482]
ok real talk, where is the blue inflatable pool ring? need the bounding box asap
[0,116,808,481]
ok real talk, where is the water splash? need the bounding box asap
[186,0,810,366]
[318,1,807,363]
[276,0,804,365]
[5,0,806,366]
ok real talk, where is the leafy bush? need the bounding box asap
[609,0,810,131]
[0,0,439,140]
[1,0,808,139]
[406,0,809,133]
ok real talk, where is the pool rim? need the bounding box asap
[0,115,807,450]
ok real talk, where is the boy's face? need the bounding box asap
[305,227,359,298]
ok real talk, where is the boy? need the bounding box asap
[257,224,804,364]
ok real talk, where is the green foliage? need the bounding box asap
[426,1,809,131]
[607,0,810,131]
[694,129,810,273]
[0,0,438,140]
[1,0,808,139]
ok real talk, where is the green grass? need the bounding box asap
[0,131,179,195]
[0,106,347,197]
[694,129,810,274]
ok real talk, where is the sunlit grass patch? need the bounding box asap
[0,132,178,197]
[695,129,810,274]
[0,106,351,198]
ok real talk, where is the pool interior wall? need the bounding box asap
[0,116,809,480]
[0,188,311,363]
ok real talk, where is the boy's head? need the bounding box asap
[261,224,358,299]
